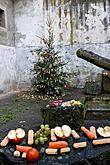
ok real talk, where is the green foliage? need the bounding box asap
[31,17,70,96]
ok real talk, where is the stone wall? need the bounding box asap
[0,0,14,46]
[0,45,17,93]
[15,44,110,88]
[15,46,35,90]
[1,0,110,92]
[14,0,110,89]
[0,0,15,92]
[14,0,110,46]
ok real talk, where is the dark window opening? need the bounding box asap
[0,8,5,28]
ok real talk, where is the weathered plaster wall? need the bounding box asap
[15,46,35,90]
[0,0,16,93]
[0,0,14,46]
[14,0,110,46]
[14,0,44,47]
[13,0,110,89]
[0,45,17,93]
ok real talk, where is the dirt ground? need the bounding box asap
[0,88,85,134]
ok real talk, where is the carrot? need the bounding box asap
[71,130,80,139]
[48,141,68,149]
[0,136,9,147]
[60,147,70,153]
[16,145,32,153]
[81,126,96,140]
[51,129,57,141]
[45,148,58,155]
[92,138,110,145]
[28,130,34,145]
[73,142,87,149]
[90,126,97,139]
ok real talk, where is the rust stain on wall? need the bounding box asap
[44,0,49,10]
[69,4,74,45]
[43,0,110,44]
[58,0,62,29]
[64,7,68,29]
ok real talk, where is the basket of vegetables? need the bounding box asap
[41,99,85,129]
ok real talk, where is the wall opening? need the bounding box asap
[0,8,5,28]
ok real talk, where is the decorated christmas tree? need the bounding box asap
[31,18,70,96]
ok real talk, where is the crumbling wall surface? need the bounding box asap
[15,47,36,91]
[0,0,14,46]
[14,0,110,89]
[0,45,17,93]
[14,0,44,47]
[14,0,110,46]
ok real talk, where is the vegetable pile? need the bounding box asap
[1,124,110,163]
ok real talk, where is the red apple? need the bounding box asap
[26,148,40,162]
[8,128,25,143]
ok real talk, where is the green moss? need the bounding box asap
[41,104,85,129]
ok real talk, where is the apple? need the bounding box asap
[54,126,63,138]
[97,126,110,137]
[26,148,40,162]
[8,128,25,143]
[62,125,71,138]
[54,125,71,139]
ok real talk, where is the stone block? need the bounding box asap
[84,73,102,95]
[102,70,110,93]
[41,104,85,130]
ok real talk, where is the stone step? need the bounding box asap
[87,108,110,112]
[86,102,110,109]
[85,110,110,120]
[84,119,110,127]
[85,96,110,120]
[86,96,110,102]
[86,104,110,120]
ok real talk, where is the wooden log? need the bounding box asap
[76,49,110,71]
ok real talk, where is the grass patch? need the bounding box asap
[0,105,27,124]
[15,106,26,113]
[0,107,11,114]
[0,113,15,123]
[0,107,15,123]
